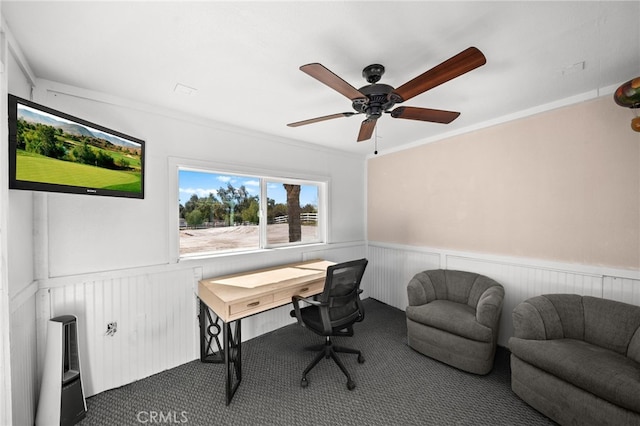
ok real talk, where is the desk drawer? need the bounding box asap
[229,294,274,316]
[274,280,324,303]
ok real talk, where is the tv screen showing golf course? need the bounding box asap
[8,95,144,199]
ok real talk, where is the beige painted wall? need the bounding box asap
[368,96,640,269]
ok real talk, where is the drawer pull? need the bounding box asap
[300,287,309,292]
[247,301,260,307]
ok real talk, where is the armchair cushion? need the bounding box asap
[406,300,493,342]
[510,338,640,413]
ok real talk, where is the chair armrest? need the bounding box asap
[291,295,322,327]
[292,294,322,305]
[475,286,504,328]
[355,289,365,322]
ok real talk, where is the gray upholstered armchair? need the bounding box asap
[406,269,504,374]
[509,294,640,425]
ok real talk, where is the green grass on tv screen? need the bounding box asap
[16,150,142,192]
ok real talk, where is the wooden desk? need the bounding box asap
[197,259,334,404]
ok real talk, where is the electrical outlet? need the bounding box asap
[106,321,118,336]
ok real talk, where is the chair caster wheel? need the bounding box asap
[347,381,356,390]
[301,377,309,388]
[358,355,365,364]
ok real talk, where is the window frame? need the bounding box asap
[168,157,329,262]
[262,177,326,249]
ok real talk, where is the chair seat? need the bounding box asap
[406,299,492,342]
[293,305,360,336]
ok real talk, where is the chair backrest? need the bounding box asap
[317,258,368,331]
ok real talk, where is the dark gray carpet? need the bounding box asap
[79,298,554,425]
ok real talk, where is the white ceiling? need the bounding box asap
[3,1,639,156]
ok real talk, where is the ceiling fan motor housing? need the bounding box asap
[353,83,397,118]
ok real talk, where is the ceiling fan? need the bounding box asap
[287,47,486,142]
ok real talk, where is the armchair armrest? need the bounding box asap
[475,286,505,328]
[407,274,429,306]
[512,297,553,340]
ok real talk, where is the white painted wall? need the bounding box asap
[6,39,33,296]
[30,81,366,278]
[0,11,12,426]
[3,18,40,426]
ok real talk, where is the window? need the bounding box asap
[177,167,326,257]
[265,179,321,247]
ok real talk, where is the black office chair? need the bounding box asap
[290,258,368,390]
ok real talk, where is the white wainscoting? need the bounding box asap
[36,242,366,397]
[365,242,640,347]
[603,276,640,306]
[37,267,202,397]
[32,240,639,400]
[9,285,38,426]
[366,245,441,310]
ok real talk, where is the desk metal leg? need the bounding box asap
[224,320,241,404]
[199,300,223,363]
[198,299,242,405]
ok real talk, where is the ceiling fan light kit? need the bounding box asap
[288,47,487,143]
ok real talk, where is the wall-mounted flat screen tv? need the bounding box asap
[8,94,145,199]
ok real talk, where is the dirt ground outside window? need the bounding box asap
[179,224,318,254]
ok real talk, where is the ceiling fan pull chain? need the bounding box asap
[374,125,378,155]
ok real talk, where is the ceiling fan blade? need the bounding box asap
[287,112,356,127]
[392,47,486,102]
[357,118,377,142]
[390,106,460,124]
[300,63,367,101]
